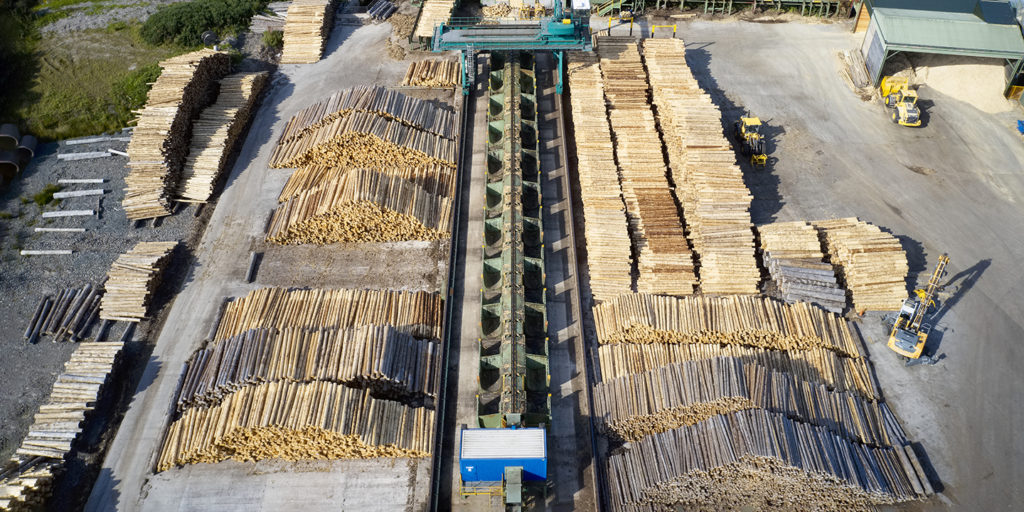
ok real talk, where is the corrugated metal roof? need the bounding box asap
[874,6,1024,57]
[461,428,546,459]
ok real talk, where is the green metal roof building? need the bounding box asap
[858,0,1024,96]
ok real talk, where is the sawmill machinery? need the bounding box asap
[880,76,922,127]
[733,115,767,169]
[430,0,592,94]
[887,253,949,364]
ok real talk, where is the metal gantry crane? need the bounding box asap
[887,254,949,364]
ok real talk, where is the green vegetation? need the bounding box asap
[0,211,17,220]
[141,0,269,46]
[33,184,62,207]
[261,29,283,49]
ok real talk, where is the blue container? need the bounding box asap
[459,428,547,482]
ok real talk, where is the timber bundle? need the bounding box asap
[278,163,455,202]
[758,221,846,313]
[592,293,860,357]
[175,325,439,411]
[157,381,435,471]
[99,241,178,322]
[0,342,123,510]
[606,409,931,511]
[266,168,452,244]
[565,53,632,302]
[280,0,340,64]
[597,39,697,296]
[23,283,102,343]
[593,357,888,446]
[124,49,230,220]
[643,38,760,294]
[177,72,269,203]
[402,59,460,88]
[597,343,877,399]
[268,111,457,170]
[212,287,442,341]
[814,218,909,312]
[413,0,455,39]
[274,86,456,146]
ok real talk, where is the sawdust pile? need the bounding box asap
[911,55,1013,114]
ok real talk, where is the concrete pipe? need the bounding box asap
[0,149,20,186]
[17,135,37,168]
[0,124,20,151]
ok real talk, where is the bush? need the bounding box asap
[140,0,269,47]
[261,29,283,49]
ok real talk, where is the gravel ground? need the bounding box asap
[39,0,184,34]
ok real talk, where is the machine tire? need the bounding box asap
[891,111,899,124]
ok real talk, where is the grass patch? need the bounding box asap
[33,184,62,207]
[0,211,17,220]
[261,29,282,49]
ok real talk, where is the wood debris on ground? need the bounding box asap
[99,241,177,322]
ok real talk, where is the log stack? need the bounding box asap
[212,287,443,341]
[643,38,760,295]
[595,38,697,296]
[564,53,633,302]
[606,409,931,511]
[266,169,452,244]
[124,49,230,220]
[157,382,434,471]
[177,71,269,203]
[99,241,177,322]
[813,218,909,313]
[280,0,340,64]
[278,163,455,202]
[757,221,847,313]
[412,0,456,40]
[0,342,124,510]
[402,59,460,88]
[23,284,102,343]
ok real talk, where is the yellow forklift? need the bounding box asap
[733,115,767,169]
[887,254,949,365]
[880,76,922,127]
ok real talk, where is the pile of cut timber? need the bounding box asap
[24,284,102,343]
[593,357,888,446]
[402,59,460,88]
[266,169,452,244]
[758,221,846,313]
[213,287,442,341]
[814,218,909,312]
[606,409,931,511]
[268,111,457,170]
[412,0,455,39]
[279,163,455,202]
[595,39,696,296]
[643,38,760,294]
[157,382,434,471]
[592,293,860,357]
[274,86,456,147]
[597,343,877,399]
[99,241,177,322]
[280,0,339,64]
[124,49,230,220]
[565,53,632,302]
[177,72,269,203]
[0,342,123,510]
[176,325,439,410]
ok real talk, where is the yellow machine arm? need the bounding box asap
[909,254,949,331]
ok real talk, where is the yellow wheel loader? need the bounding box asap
[880,76,922,127]
[733,116,767,169]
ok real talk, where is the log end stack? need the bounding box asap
[280,0,341,64]
[757,220,846,313]
[99,241,178,322]
[402,59,460,88]
[813,218,909,313]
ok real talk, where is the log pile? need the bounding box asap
[813,218,909,313]
[758,221,846,313]
[597,39,697,296]
[99,241,178,322]
[213,287,442,341]
[278,163,455,202]
[280,0,339,64]
[124,49,230,220]
[268,111,457,170]
[565,53,632,302]
[402,59,460,88]
[176,325,439,411]
[266,169,452,244]
[23,284,102,343]
[597,343,877,399]
[592,293,861,357]
[413,0,456,39]
[157,382,434,471]
[593,357,888,446]
[606,409,930,511]
[0,342,124,510]
[643,38,760,295]
[177,71,269,203]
